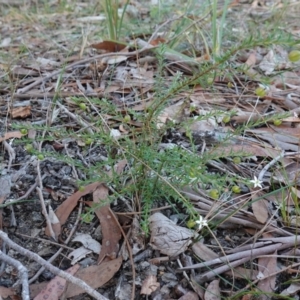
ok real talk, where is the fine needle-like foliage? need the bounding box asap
[2,0,300,298]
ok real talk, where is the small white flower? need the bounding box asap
[256,271,265,279]
[195,215,208,230]
[250,176,263,188]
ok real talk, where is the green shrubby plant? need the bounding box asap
[13,0,300,236]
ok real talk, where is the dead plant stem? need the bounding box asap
[179,243,282,271]
[0,249,29,300]
[36,158,56,241]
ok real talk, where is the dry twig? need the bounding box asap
[3,141,15,171]
[178,243,282,271]
[0,231,108,300]
[0,249,29,300]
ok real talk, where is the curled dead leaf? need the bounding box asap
[252,198,269,224]
[92,184,122,263]
[141,275,160,295]
[90,41,127,53]
[45,182,101,238]
[149,213,195,256]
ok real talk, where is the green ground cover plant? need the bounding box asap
[1,0,300,298]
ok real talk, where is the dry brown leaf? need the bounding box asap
[92,184,122,263]
[290,186,300,201]
[126,216,145,256]
[274,71,300,87]
[54,181,101,224]
[105,55,128,64]
[7,295,20,300]
[12,66,39,76]
[204,279,220,300]
[90,41,127,52]
[210,143,281,159]
[140,275,160,295]
[45,182,101,237]
[178,291,199,300]
[149,213,195,256]
[245,52,257,67]
[281,282,300,296]
[29,282,48,298]
[189,92,226,105]
[231,111,263,124]
[280,116,300,123]
[72,233,101,254]
[44,205,61,238]
[131,100,153,111]
[257,251,277,299]
[258,49,278,75]
[0,286,16,298]
[244,228,258,235]
[0,131,23,142]
[68,247,93,265]
[149,38,166,46]
[104,85,120,93]
[28,129,37,139]
[34,264,80,300]
[192,241,218,261]
[157,100,186,128]
[64,256,122,298]
[10,106,31,118]
[252,198,269,224]
[224,267,259,280]
[269,125,300,137]
[273,161,300,184]
[84,160,127,263]
[191,277,205,299]
[112,159,128,176]
[189,119,216,132]
[247,128,300,151]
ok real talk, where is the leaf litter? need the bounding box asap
[1,0,300,299]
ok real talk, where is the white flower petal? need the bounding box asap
[195,216,208,230]
[250,176,263,188]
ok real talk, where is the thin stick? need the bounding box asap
[195,256,251,283]
[0,231,108,300]
[56,102,94,135]
[3,141,15,171]
[178,243,282,271]
[258,150,285,182]
[0,250,29,300]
